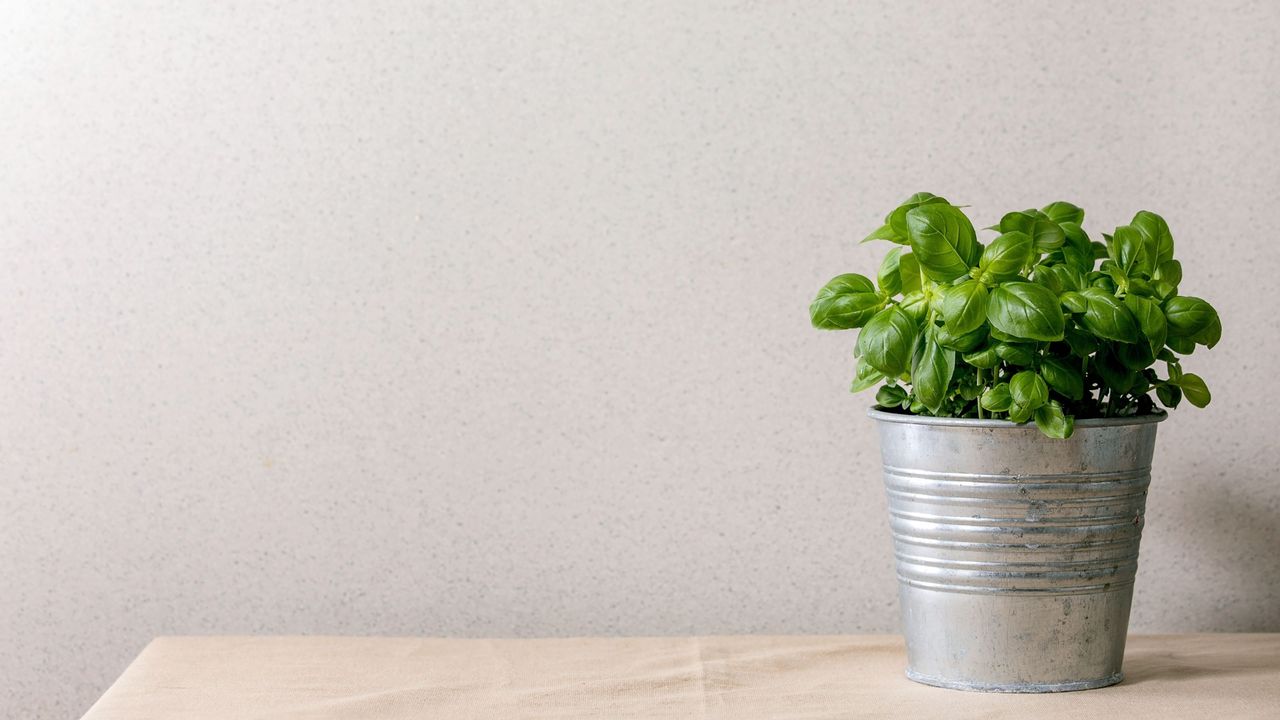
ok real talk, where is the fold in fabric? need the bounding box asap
[81,634,1280,719]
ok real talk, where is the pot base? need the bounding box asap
[905,669,1123,693]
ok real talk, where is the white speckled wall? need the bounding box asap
[2,1,1277,717]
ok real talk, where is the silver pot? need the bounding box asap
[869,407,1164,692]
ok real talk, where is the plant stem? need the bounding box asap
[977,368,984,419]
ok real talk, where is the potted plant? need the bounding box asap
[811,193,1220,692]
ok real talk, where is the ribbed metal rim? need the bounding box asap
[867,406,1166,428]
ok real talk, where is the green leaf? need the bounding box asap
[1175,373,1211,408]
[1042,201,1084,226]
[1040,356,1084,400]
[1192,313,1222,349]
[861,223,905,245]
[810,273,884,329]
[1093,348,1137,394]
[1154,259,1182,286]
[1152,278,1178,301]
[995,342,1035,366]
[1063,326,1099,357]
[1157,382,1182,409]
[897,291,929,324]
[978,231,1033,281]
[1010,370,1050,413]
[857,306,918,377]
[1060,291,1088,314]
[898,252,922,296]
[1058,222,1094,272]
[1108,225,1151,278]
[877,248,904,295]
[1127,277,1155,297]
[1037,264,1084,294]
[1166,334,1196,354]
[850,358,885,393]
[987,282,1066,342]
[911,331,955,413]
[1132,210,1174,266]
[1034,400,1074,439]
[1165,296,1218,337]
[887,192,949,240]
[963,346,1000,369]
[1030,216,1065,252]
[1124,294,1168,357]
[876,384,908,408]
[1079,288,1140,343]
[940,280,989,336]
[935,323,987,352]
[1116,341,1156,371]
[979,383,1012,412]
[905,204,979,282]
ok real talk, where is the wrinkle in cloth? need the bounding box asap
[81,634,1280,719]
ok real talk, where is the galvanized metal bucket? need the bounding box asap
[869,407,1164,693]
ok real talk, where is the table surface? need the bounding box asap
[81,634,1280,719]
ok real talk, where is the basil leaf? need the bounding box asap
[963,346,1000,369]
[877,248,904,295]
[887,192,949,239]
[1127,277,1155,297]
[935,323,987,352]
[940,280,989,336]
[1079,288,1140,343]
[850,358,885,393]
[905,204,979,282]
[1063,326,1099,357]
[1156,382,1182,409]
[987,282,1066,341]
[1124,294,1168,357]
[1034,400,1074,439]
[1030,216,1065,252]
[1093,348,1136,393]
[979,383,1012,412]
[911,331,955,413]
[1108,225,1149,277]
[861,223,905,245]
[995,342,1035,366]
[1164,296,1218,337]
[876,384,908,408]
[1117,341,1156,371]
[897,291,929,324]
[809,273,883,329]
[1192,313,1222,349]
[1166,334,1196,354]
[1060,291,1088,314]
[1058,222,1095,272]
[1042,201,1084,226]
[1154,259,1182,286]
[1010,370,1049,412]
[898,252,922,296]
[1040,356,1084,400]
[1175,372,1211,408]
[1132,210,1174,266]
[1038,264,1084,293]
[978,231,1033,280]
[857,306,918,377]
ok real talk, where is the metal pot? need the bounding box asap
[869,407,1164,692]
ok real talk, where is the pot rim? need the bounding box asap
[867,406,1167,429]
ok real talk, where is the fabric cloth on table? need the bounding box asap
[81,634,1280,719]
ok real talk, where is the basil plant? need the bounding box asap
[810,193,1220,438]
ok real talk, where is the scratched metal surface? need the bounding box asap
[873,409,1161,691]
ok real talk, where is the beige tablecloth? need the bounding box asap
[81,634,1280,719]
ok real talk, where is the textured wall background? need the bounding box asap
[2,1,1278,717]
